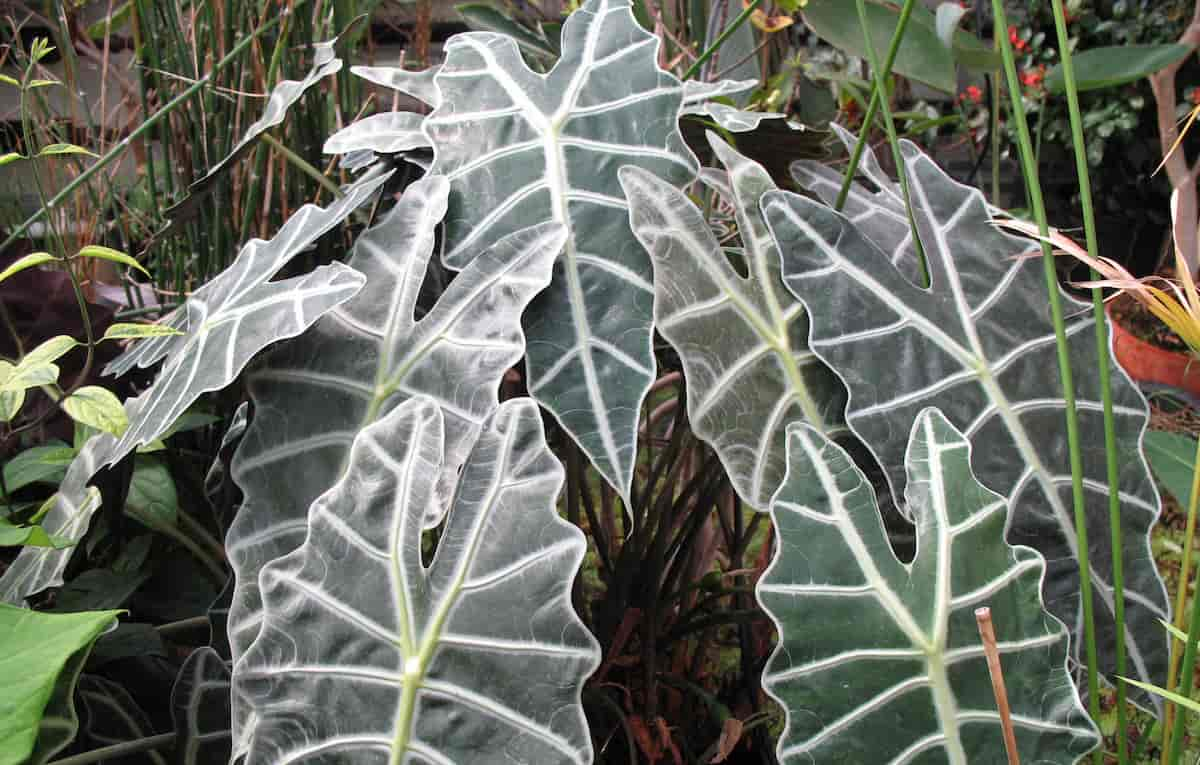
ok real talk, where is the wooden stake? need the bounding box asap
[976,606,1021,765]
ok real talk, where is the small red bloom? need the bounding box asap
[1191,88,1200,105]
[1008,26,1028,52]
[960,85,983,104]
[1020,64,1046,90]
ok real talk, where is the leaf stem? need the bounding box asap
[1165,436,1200,757]
[852,0,928,286]
[46,733,176,765]
[1048,1,1129,760]
[991,2,1103,755]
[259,131,343,199]
[1169,447,1200,764]
[834,0,919,211]
[682,0,762,81]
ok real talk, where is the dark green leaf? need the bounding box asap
[1144,431,1198,508]
[1046,44,1193,94]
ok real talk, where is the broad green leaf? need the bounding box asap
[51,569,150,613]
[765,139,1170,706]
[124,456,178,529]
[1,361,58,392]
[323,112,429,155]
[157,37,344,238]
[426,0,698,499]
[101,322,184,341]
[171,648,232,765]
[0,252,55,284]
[61,386,127,437]
[1,173,388,606]
[621,135,847,509]
[237,398,599,764]
[75,245,149,277]
[759,410,1099,762]
[457,2,560,58]
[0,362,22,421]
[0,153,21,166]
[35,143,97,159]
[0,518,72,548]
[1144,430,1198,507]
[0,604,119,765]
[3,443,72,493]
[227,177,561,749]
[1046,44,1193,94]
[24,336,79,367]
[802,0,956,93]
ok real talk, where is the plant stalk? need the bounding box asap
[834,0,920,212]
[990,2,1103,758]
[1048,2,1129,761]
[47,733,176,765]
[682,0,762,81]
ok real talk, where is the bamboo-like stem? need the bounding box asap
[852,0,928,286]
[976,607,1020,765]
[681,0,761,81]
[1165,435,1200,758]
[1047,2,1130,761]
[0,7,300,256]
[990,3,1103,758]
[1169,465,1200,764]
[834,0,920,212]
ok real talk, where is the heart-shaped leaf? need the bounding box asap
[765,140,1170,705]
[621,135,847,509]
[236,397,599,764]
[759,409,1099,762]
[226,176,562,749]
[424,0,698,500]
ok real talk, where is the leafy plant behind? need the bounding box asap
[768,138,1170,705]
[760,409,1099,762]
[238,398,599,764]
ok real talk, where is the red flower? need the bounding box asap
[1020,64,1047,90]
[1191,88,1200,105]
[1008,25,1028,52]
[960,85,983,104]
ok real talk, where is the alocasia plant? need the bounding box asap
[759,409,1099,762]
[766,139,1169,702]
[226,176,562,749]
[237,397,599,764]
[0,171,390,604]
[621,134,848,509]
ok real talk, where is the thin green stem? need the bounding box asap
[47,733,175,765]
[1049,3,1129,760]
[0,8,299,256]
[852,0,928,286]
[259,132,343,199]
[1170,444,1200,765]
[991,2,1102,756]
[834,0,920,211]
[682,0,762,81]
[1166,435,1200,758]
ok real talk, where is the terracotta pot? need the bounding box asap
[1107,303,1200,398]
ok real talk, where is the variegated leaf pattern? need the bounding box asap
[0,173,389,605]
[323,112,430,155]
[227,176,562,751]
[620,135,847,509]
[764,141,1170,705]
[351,64,442,108]
[789,123,922,283]
[171,648,233,765]
[425,0,697,500]
[760,410,1099,763]
[238,398,599,765]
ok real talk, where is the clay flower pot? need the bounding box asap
[1108,303,1200,398]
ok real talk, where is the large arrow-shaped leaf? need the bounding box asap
[226,176,562,750]
[0,173,390,605]
[759,409,1099,762]
[237,397,599,764]
[620,135,847,509]
[763,141,1169,704]
[425,0,698,500]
